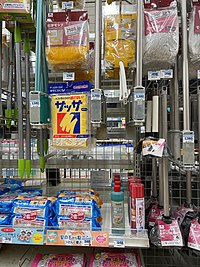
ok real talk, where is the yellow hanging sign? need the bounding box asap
[51,94,88,148]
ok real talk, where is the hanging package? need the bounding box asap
[189,5,200,64]
[46,11,89,71]
[104,4,137,78]
[143,1,179,67]
[51,91,93,149]
[0,0,33,22]
[187,213,200,252]
[150,216,183,247]
[56,0,85,10]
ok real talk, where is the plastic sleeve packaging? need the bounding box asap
[51,92,93,150]
[88,251,141,267]
[143,1,179,67]
[52,216,101,231]
[104,4,137,78]
[11,215,48,228]
[53,196,101,218]
[46,11,89,71]
[56,0,85,10]
[31,253,86,267]
[189,6,200,64]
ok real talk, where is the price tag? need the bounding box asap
[91,90,101,101]
[30,99,40,108]
[114,239,125,248]
[183,131,194,143]
[160,69,173,79]
[148,71,161,81]
[62,1,74,9]
[197,70,200,79]
[63,72,75,81]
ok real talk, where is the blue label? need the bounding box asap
[48,81,92,95]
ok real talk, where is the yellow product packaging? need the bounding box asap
[46,11,89,71]
[104,11,137,77]
[51,93,91,149]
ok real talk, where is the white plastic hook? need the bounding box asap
[119,61,128,105]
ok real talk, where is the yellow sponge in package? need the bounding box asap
[104,13,136,70]
[46,11,89,71]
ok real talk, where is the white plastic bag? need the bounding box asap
[143,1,179,66]
[189,6,200,64]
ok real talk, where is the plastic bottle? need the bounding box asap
[111,185,125,234]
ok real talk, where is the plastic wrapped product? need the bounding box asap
[150,217,183,247]
[57,190,103,207]
[11,215,48,228]
[3,178,22,191]
[0,214,11,225]
[11,206,50,218]
[31,253,86,267]
[187,215,200,252]
[0,195,17,213]
[104,6,137,77]
[13,196,56,208]
[53,195,101,218]
[143,1,179,66]
[52,215,101,231]
[189,6,200,64]
[0,187,9,196]
[89,251,141,267]
[46,11,89,71]
[56,0,85,10]
[173,203,198,245]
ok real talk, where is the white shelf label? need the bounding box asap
[30,100,40,108]
[63,72,75,81]
[197,70,200,79]
[114,239,125,248]
[148,71,161,81]
[160,69,173,79]
[62,1,74,9]
[183,131,194,143]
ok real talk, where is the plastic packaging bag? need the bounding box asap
[11,215,48,228]
[150,216,183,247]
[52,215,101,231]
[56,0,85,10]
[89,251,141,267]
[189,6,200,64]
[143,1,179,67]
[46,11,89,71]
[187,215,200,252]
[104,4,137,78]
[53,195,101,218]
[31,253,86,267]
